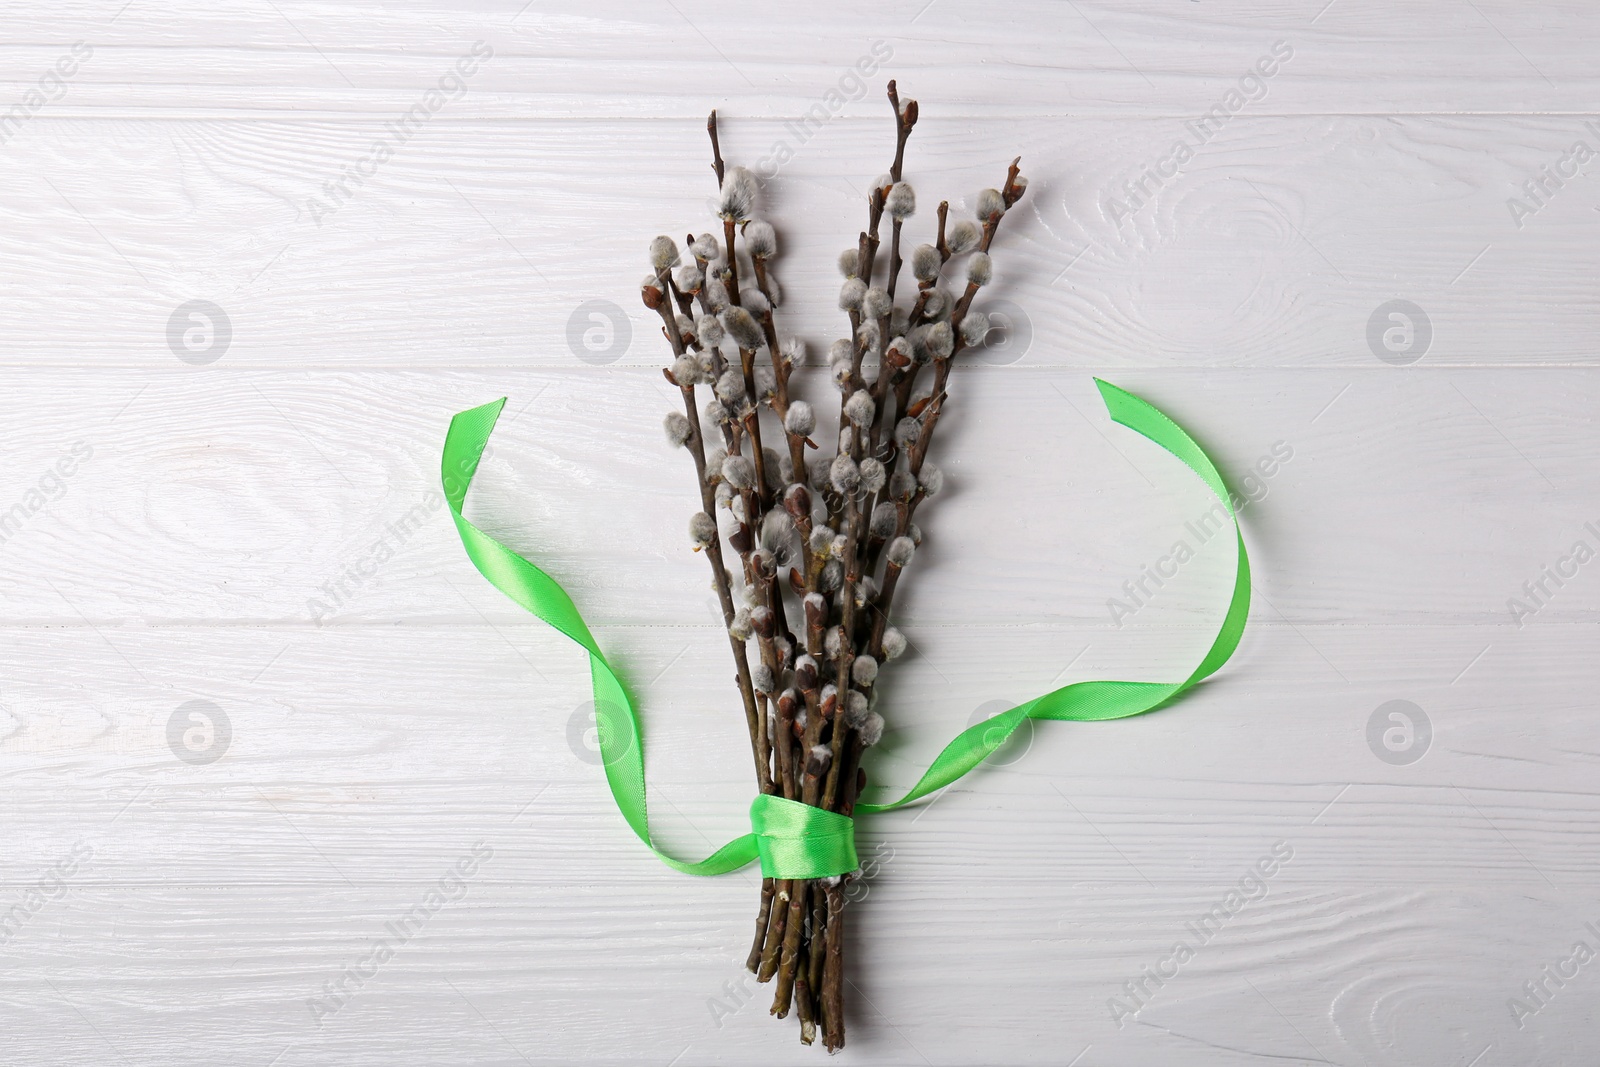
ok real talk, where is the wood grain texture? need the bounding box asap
[3,2,1599,1064]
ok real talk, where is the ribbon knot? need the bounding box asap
[748,795,858,880]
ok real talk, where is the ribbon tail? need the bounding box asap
[857,378,1252,814]
[441,398,850,879]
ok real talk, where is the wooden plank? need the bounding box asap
[0,113,1597,366]
[0,369,1594,625]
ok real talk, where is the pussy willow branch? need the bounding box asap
[910,157,1024,471]
[820,147,1027,1058]
[657,233,788,973]
[868,165,1027,660]
[706,114,820,997]
[776,82,924,1046]
[884,80,916,304]
[650,292,769,797]
[829,82,923,796]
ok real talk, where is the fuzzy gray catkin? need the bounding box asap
[976,187,1005,220]
[947,219,980,254]
[695,314,725,347]
[673,262,702,292]
[689,511,716,547]
[671,355,702,387]
[843,690,870,728]
[960,311,990,348]
[744,219,777,259]
[663,411,692,447]
[717,166,758,221]
[859,457,887,495]
[863,286,893,320]
[704,275,730,310]
[885,181,916,219]
[722,454,756,490]
[740,287,770,315]
[870,502,897,538]
[752,663,776,694]
[722,306,765,350]
[649,235,679,272]
[829,455,861,496]
[844,390,875,427]
[857,319,881,355]
[785,400,816,436]
[859,712,885,746]
[967,252,993,288]
[690,232,720,261]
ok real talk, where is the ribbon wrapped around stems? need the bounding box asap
[441,378,1250,879]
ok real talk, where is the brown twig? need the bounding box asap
[707,109,724,184]
[649,292,769,795]
[820,884,847,1051]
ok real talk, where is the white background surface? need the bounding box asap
[3,2,1598,1064]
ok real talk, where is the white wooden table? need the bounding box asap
[3,3,1597,1063]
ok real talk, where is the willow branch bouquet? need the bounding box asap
[641,81,1025,1050]
[441,72,1249,1058]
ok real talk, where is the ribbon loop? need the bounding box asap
[441,378,1250,876]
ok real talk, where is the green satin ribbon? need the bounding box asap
[442,378,1249,879]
